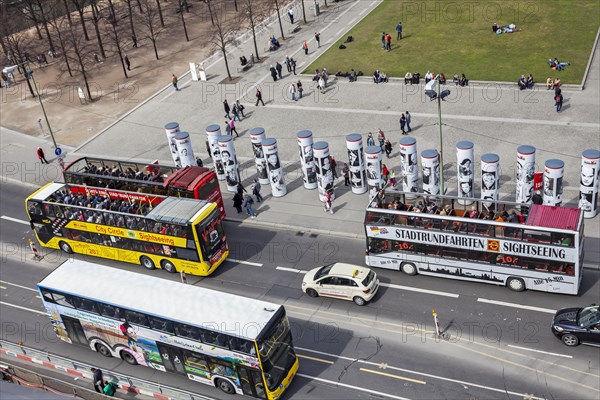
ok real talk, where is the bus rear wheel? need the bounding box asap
[140,256,156,270]
[120,350,138,365]
[95,343,112,358]
[59,241,73,254]
[216,378,235,395]
[401,262,417,276]
[161,260,177,273]
[507,277,525,292]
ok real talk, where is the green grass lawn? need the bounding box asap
[307,0,599,83]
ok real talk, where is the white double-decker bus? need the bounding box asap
[365,190,584,294]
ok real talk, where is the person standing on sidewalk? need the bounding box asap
[229,118,239,137]
[232,102,242,121]
[36,147,48,164]
[296,80,303,98]
[270,64,277,81]
[555,92,563,112]
[91,368,104,393]
[405,111,412,132]
[400,114,407,135]
[291,58,297,75]
[303,40,309,55]
[289,83,297,101]
[284,56,292,72]
[343,163,350,186]
[396,22,403,40]
[233,192,243,213]
[255,88,265,106]
[251,179,263,202]
[171,74,179,91]
[315,32,321,48]
[384,139,392,158]
[288,8,294,24]
[323,190,334,214]
[223,99,231,119]
[243,193,257,218]
[276,62,283,79]
[330,156,338,179]
[235,99,245,117]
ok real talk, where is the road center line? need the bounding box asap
[347,17,357,25]
[295,373,410,400]
[276,266,304,273]
[335,27,346,37]
[0,280,39,293]
[379,282,459,298]
[226,258,263,267]
[0,301,46,315]
[360,368,426,385]
[297,354,334,364]
[1,215,30,225]
[477,298,556,314]
[506,345,572,359]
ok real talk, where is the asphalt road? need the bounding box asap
[1,181,599,400]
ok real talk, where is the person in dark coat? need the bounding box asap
[91,368,104,393]
[270,65,277,81]
[233,192,243,213]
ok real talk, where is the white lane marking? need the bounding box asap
[507,345,573,359]
[226,258,263,267]
[295,373,410,400]
[296,347,545,400]
[0,301,46,315]
[335,27,346,36]
[478,298,556,314]
[347,17,357,25]
[0,280,38,293]
[276,266,305,273]
[0,286,6,290]
[379,282,459,298]
[1,215,30,225]
[359,8,368,15]
[582,343,600,348]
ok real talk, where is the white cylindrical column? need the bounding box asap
[421,149,440,196]
[481,153,500,210]
[365,146,383,189]
[249,128,269,185]
[165,122,180,167]
[516,145,536,204]
[313,141,335,201]
[543,159,565,206]
[346,134,367,194]
[218,135,239,192]
[456,141,474,204]
[262,138,287,197]
[400,137,418,193]
[297,130,318,190]
[206,124,225,180]
[579,149,600,218]
[174,132,195,168]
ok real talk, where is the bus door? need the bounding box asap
[156,342,187,375]
[237,367,267,399]
[61,316,88,346]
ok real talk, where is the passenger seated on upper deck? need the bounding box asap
[507,210,520,223]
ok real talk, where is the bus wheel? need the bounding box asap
[507,277,525,292]
[59,241,73,254]
[306,288,319,298]
[216,378,235,395]
[161,260,177,273]
[120,350,138,365]
[401,263,417,276]
[140,256,156,270]
[95,343,112,358]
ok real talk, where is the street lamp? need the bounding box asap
[425,75,451,194]
[23,62,59,153]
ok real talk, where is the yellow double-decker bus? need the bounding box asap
[26,182,228,276]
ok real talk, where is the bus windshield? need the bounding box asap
[196,210,226,263]
[258,316,296,391]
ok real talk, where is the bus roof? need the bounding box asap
[526,204,581,231]
[164,166,213,191]
[29,182,66,201]
[146,197,213,224]
[38,261,282,341]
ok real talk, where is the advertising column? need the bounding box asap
[249,127,269,185]
[313,141,335,201]
[456,141,474,205]
[174,132,196,167]
[515,145,536,204]
[365,146,383,189]
[218,135,240,192]
[421,149,440,196]
[481,153,500,210]
[579,149,600,218]
[206,124,224,180]
[542,159,564,206]
[164,122,181,167]
[262,138,287,197]
[297,130,318,190]
[346,134,367,194]
[399,137,418,193]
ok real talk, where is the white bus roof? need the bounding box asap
[38,261,282,341]
[146,197,213,224]
[29,182,66,201]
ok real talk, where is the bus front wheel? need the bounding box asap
[161,260,177,273]
[507,277,525,292]
[95,343,112,358]
[120,350,138,365]
[59,241,73,254]
[140,256,156,270]
[216,378,235,395]
[401,263,417,276]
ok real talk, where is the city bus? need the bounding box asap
[365,190,584,294]
[38,260,299,399]
[25,182,228,276]
[62,156,225,218]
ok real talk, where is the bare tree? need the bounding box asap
[138,0,166,60]
[62,21,96,100]
[155,0,165,27]
[34,0,57,54]
[89,0,106,58]
[3,26,35,96]
[177,0,190,42]
[242,0,267,61]
[103,2,131,78]
[69,0,90,40]
[201,0,215,26]
[208,1,240,80]
[123,0,137,47]
[47,13,74,77]
[61,0,73,26]
[272,0,284,40]
[16,0,43,40]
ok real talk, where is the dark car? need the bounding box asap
[551,304,600,346]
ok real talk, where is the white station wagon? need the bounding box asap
[302,263,379,306]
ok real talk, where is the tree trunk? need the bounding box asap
[82,69,93,100]
[126,1,137,47]
[274,0,284,40]
[62,0,73,26]
[302,0,306,23]
[26,2,43,39]
[36,1,56,54]
[152,39,159,60]
[324,0,327,7]
[54,26,73,76]
[206,0,214,25]
[233,0,238,12]
[91,3,106,58]
[251,21,259,61]
[222,48,232,80]
[116,45,128,79]
[76,6,90,40]
[179,1,189,41]
[136,0,143,13]
[155,0,165,27]
[24,76,35,97]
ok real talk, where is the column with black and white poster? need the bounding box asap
[543,159,564,206]
[579,149,600,218]
[365,146,383,189]
[515,145,536,205]
[313,141,335,201]
[262,138,287,197]
[249,127,269,185]
[165,122,181,167]
[481,153,500,211]
[174,132,196,167]
[218,135,240,192]
[399,137,418,193]
[456,141,474,205]
[206,124,225,180]
[346,134,367,194]
[421,149,440,196]
[297,130,318,190]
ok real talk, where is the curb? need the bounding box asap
[224,216,364,239]
[581,27,600,90]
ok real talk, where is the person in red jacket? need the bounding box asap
[36,147,48,164]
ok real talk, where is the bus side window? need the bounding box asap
[40,289,55,303]
[230,337,255,354]
[98,303,121,319]
[53,293,75,308]
[27,201,42,216]
[73,297,99,314]
[183,351,210,371]
[147,315,174,334]
[124,310,150,327]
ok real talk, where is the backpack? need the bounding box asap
[554,95,561,102]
